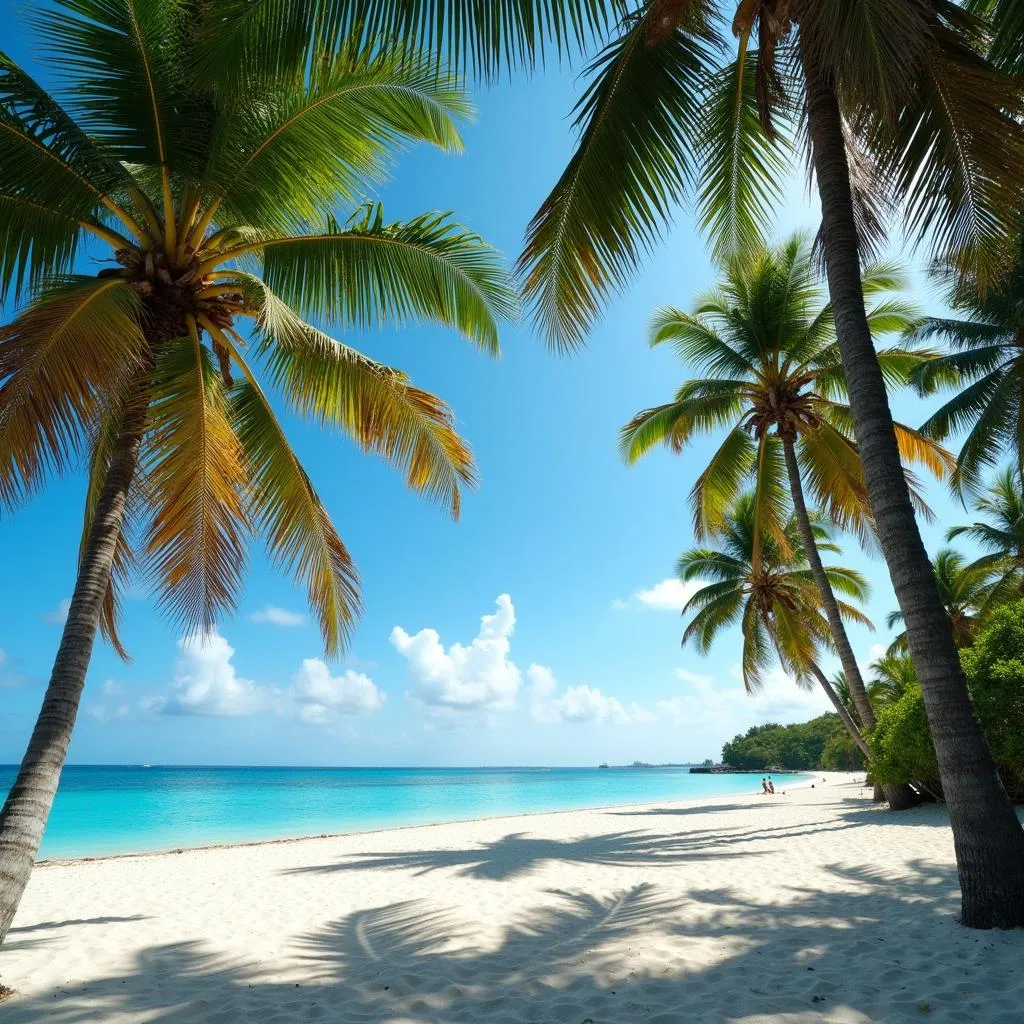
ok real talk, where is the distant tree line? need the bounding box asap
[721,715,864,772]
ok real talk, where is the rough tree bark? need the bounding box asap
[801,43,1024,928]
[0,361,152,944]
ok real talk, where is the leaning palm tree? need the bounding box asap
[619,235,951,794]
[909,245,1024,494]
[947,467,1024,609]
[886,549,992,654]
[0,4,515,944]
[678,492,871,756]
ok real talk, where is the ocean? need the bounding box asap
[0,764,807,860]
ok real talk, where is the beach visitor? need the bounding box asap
[767,778,775,795]
[761,778,769,794]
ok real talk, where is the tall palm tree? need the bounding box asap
[886,549,992,654]
[619,235,951,779]
[909,245,1024,494]
[0,3,515,944]
[948,468,1024,608]
[225,0,1024,927]
[678,492,871,756]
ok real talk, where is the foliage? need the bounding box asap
[910,242,1024,493]
[870,601,1024,800]
[677,491,871,693]
[620,234,950,550]
[0,4,515,656]
[885,548,992,653]
[722,714,859,771]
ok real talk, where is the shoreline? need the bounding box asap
[35,770,826,867]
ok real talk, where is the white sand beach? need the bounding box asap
[2,773,1022,1023]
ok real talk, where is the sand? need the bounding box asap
[1,772,1022,1022]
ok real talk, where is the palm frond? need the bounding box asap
[0,277,144,511]
[518,9,718,350]
[142,332,249,636]
[240,275,476,516]
[246,207,515,356]
[689,426,756,539]
[204,46,471,232]
[231,375,360,656]
[695,50,791,262]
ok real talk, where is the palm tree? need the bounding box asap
[886,550,992,654]
[678,492,871,756]
[909,246,1024,494]
[619,235,950,783]
[947,468,1024,608]
[829,671,859,727]
[0,6,515,944]
[867,653,917,711]
[224,0,1024,927]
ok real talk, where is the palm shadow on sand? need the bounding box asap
[10,858,1022,1024]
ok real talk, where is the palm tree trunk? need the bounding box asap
[780,435,875,727]
[808,662,870,758]
[780,434,917,809]
[801,43,1024,928]
[0,369,151,945]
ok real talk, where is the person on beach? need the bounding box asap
[767,778,775,795]
[761,778,769,794]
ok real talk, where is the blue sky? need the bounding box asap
[0,26,970,767]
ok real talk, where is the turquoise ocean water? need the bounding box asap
[0,764,808,860]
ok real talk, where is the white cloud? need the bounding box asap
[291,659,385,718]
[42,598,71,625]
[162,632,271,717]
[868,643,887,661]
[612,578,706,612]
[141,633,385,725]
[101,679,124,697]
[529,664,653,726]
[250,605,305,628]
[657,666,830,731]
[391,594,521,712]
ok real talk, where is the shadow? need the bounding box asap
[282,827,768,882]
[7,860,1023,1023]
[610,801,770,818]
[9,915,149,934]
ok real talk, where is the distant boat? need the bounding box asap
[598,763,609,769]
[142,764,152,768]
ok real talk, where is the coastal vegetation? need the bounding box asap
[0,2,512,943]
[722,716,863,772]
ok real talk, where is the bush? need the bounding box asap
[869,600,1024,800]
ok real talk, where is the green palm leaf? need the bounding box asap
[237,207,514,355]
[518,11,718,350]
[142,334,249,636]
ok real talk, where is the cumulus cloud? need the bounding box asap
[101,679,125,697]
[391,594,521,712]
[138,632,385,725]
[42,598,71,625]
[250,605,305,627]
[86,703,131,723]
[612,579,705,612]
[160,632,270,717]
[292,659,386,722]
[529,664,653,726]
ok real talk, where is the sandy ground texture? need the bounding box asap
[1,773,1022,1023]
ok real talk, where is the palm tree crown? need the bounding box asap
[678,493,871,693]
[948,467,1024,606]
[0,3,515,655]
[910,244,1024,493]
[620,234,951,548]
[886,549,991,654]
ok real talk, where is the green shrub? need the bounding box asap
[869,600,1024,800]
